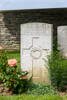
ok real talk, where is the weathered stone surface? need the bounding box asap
[21,23,52,82]
[58,26,67,58]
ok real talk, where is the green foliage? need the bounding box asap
[0,95,63,100]
[27,83,57,95]
[0,50,8,73]
[13,71,30,94]
[0,49,31,94]
[2,65,30,94]
[0,50,9,84]
[48,50,67,91]
[3,67,30,94]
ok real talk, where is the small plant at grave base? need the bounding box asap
[27,82,57,95]
[48,49,67,92]
[0,46,30,94]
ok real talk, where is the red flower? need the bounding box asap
[22,75,28,79]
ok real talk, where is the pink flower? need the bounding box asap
[21,70,24,72]
[8,59,17,67]
[22,75,28,79]
[0,46,3,50]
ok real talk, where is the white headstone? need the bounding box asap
[58,26,67,59]
[21,23,52,82]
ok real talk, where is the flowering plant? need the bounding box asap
[0,46,30,94]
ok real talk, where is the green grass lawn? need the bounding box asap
[63,95,67,100]
[0,95,65,100]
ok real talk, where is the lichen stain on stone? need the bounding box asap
[28,66,51,83]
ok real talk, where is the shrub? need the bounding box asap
[48,50,67,91]
[0,49,9,83]
[27,83,57,95]
[12,71,30,94]
[0,47,31,94]
[0,49,8,74]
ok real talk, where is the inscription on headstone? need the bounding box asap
[21,23,52,82]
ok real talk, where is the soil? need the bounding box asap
[0,84,13,96]
[57,91,67,96]
[0,84,67,96]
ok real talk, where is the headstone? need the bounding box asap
[58,26,67,59]
[21,23,52,82]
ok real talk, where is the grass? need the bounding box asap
[0,94,64,100]
[63,95,67,100]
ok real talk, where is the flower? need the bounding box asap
[21,70,24,72]
[21,70,28,79]
[22,75,28,79]
[8,59,17,67]
[0,46,3,50]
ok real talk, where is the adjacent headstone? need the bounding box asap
[21,23,52,82]
[58,26,67,59]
